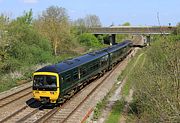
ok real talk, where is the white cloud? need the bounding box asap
[23,0,38,4]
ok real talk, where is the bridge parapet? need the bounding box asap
[89,26,177,34]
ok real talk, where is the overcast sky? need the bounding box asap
[0,0,179,26]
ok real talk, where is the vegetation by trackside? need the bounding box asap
[125,35,180,122]
[93,83,117,120]
[105,100,125,123]
[105,34,180,122]
[104,49,144,123]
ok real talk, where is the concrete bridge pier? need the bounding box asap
[146,35,151,45]
[109,34,116,45]
[142,35,151,45]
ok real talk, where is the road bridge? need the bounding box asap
[89,26,177,45]
[89,26,176,34]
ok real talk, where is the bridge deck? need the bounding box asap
[89,26,176,34]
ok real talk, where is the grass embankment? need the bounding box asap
[119,51,146,96]
[129,36,180,122]
[105,49,146,123]
[107,35,180,123]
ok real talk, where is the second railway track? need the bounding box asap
[0,86,32,108]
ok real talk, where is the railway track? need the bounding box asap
[0,86,32,108]
[12,60,121,123]
[0,99,37,123]
[0,81,33,123]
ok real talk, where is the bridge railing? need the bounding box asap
[88,26,177,34]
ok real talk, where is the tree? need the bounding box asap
[34,6,71,55]
[4,10,53,71]
[115,22,131,42]
[84,14,102,27]
[73,18,87,35]
[122,22,131,26]
[73,14,102,35]
[174,22,180,35]
[0,14,10,70]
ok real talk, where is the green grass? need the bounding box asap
[93,96,109,120]
[117,51,140,81]
[93,81,118,120]
[117,50,146,96]
[0,78,17,92]
[123,53,146,96]
[122,80,132,96]
[105,100,125,123]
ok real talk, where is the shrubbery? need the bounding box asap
[79,33,102,47]
[130,35,180,122]
[0,11,53,74]
[0,8,103,92]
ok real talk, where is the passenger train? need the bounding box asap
[32,40,133,104]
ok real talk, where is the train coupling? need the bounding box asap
[40,97,50,104]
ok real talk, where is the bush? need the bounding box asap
[9,40,52,64]
[2,11,54,73]
[79,33,102,47]
[131,36,180,122]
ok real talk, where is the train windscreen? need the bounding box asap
[33,75,57,91]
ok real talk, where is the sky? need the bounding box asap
[0,0,179,26]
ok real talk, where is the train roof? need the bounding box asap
[36,48,108,73]
[36,40,132,74]
[105,40,132,53]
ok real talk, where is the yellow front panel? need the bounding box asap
[32,72,60,103]
[33,90,58,101]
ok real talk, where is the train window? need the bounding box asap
[46,76,56,85]
[93,62,99,69]
[73,71,79,80]
[89,64,94,71]
[101,57,106,67]
[96,63,99,68]
[80,67,87,77]
[119,49,122,55]
[65,74,71,82]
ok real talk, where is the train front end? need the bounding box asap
[32,72,59,104]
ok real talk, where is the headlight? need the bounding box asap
[34,91,39,93]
